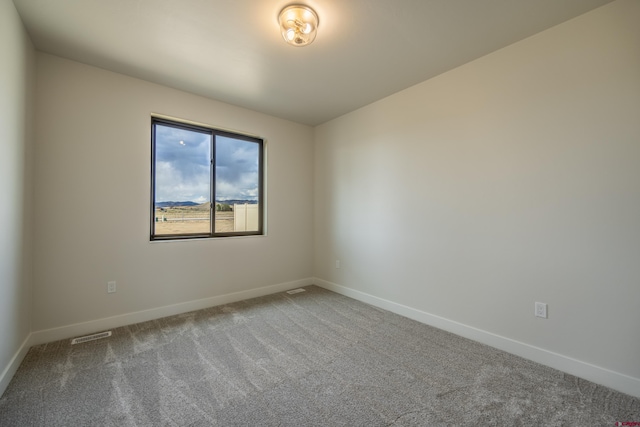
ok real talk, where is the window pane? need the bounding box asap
[215,136,260,233]
[154,124,211,235]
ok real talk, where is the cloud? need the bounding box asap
[215,136,259,201]
[155,161,210,202]
[154,125,259,203]
[155,125,210,202]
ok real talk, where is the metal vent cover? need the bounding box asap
[70,331,112,345]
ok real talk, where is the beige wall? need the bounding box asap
[315,0,640,382]
[32,54,314,331]
[0,0,35,389]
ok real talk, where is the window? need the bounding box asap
[151,117,264,240]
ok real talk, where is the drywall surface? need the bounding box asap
[0,0,35,391]
[315,0,640,380]
[33,54,314,330]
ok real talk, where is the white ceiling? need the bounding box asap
[13,0,613,126]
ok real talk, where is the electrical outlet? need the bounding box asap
[335,260,340,269]
[107,281,116,294]
[535,302,547,318]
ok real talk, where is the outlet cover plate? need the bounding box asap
[535,302,547,318]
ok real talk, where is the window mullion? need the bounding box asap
[210,135,215,236]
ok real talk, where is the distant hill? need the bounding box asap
[156,200,257,208]
[156,201,199,208]
[217,200,258,205]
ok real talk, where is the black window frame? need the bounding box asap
[150,117,264,241]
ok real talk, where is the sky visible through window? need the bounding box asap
[215,136,260,202]
[155,124,259,204]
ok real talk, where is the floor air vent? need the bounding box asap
[286,288,306,294]
[71,331,112,345]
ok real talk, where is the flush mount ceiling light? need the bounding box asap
[278,5,319,47]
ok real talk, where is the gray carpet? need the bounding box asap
[1,285,638,426]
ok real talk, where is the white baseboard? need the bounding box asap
[2,278,313,397]
[7,277,638,400]
[30,278,314,346]
[0,333,32,397]
[313,278,640,399]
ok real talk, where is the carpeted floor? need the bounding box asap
[1,285,638,426]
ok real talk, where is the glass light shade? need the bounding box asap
[278,5,319,47]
